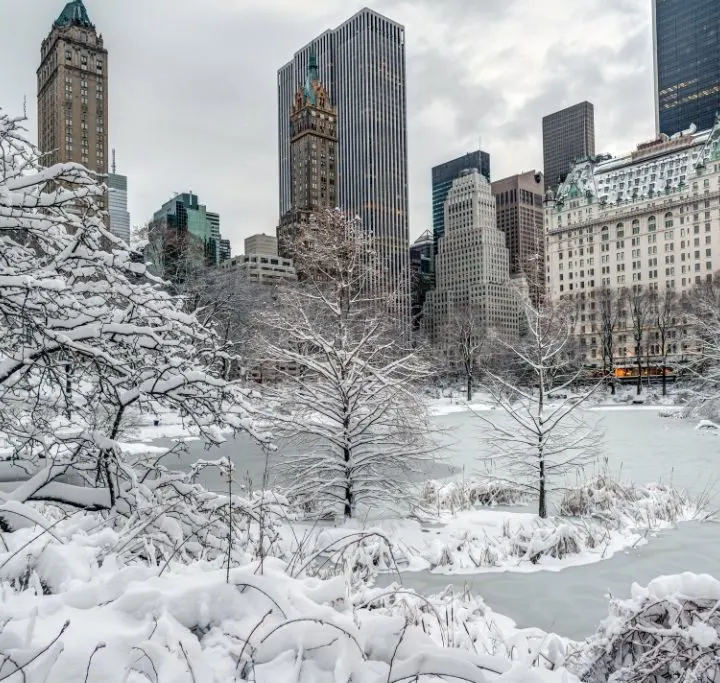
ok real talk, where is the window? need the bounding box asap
[632,219,640,235]
[663,213,672,229]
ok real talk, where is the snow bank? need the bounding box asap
[0,531,577,682]
[286,477,703,576]
[572,572,720,682]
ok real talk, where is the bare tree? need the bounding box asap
[648,288,679,396]
[626,286,652,395]
[255,209,434,520]
[478,294,600,518]
[446,306,488,401]
[597,285,619,395]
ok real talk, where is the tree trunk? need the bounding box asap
[636,345,642,395]
[343,447,353,520]
[466,373,472,402]
[538,448,546,519]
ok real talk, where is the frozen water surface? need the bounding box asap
[174,405,720,639]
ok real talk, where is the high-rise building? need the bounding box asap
[542,102,595,193]
[207,211,221,264]
[545,116,720,363]
[431,151,491,261]
[148,192,220,284]
[107,155,130,244]
[278,8,409,303]
[219,239,231,264]
[222,233,297,284]
[491,171,545,305]
[653,0,720,136]
[409,230,433,329]
[277,50,338,263]
[424,170,517,345]
[38,1,108,180]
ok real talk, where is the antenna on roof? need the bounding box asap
[111,148,116,174]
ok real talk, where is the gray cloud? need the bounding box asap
[0,0,656,250]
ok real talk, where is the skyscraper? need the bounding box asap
[277,50,337,263]
[653,0,720,136]
[424,170,517,345]
[409,230,433,329]
[38,1,108,179]
[148,192,219,285]
[491,171,545,305]
[278,8,409,302]
[542,102,595,193]
[108,153,130,245]
[431,150,491,261]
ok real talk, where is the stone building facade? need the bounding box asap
[424,170,518,346]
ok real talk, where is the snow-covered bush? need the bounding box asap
[0,522,577,682]
[574,573,720,682]
[560,475,702,528]
[419,478,528,513]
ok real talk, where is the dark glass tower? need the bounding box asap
[431,150,491,260]
[654,0,720,135]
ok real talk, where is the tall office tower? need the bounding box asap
[38,1,108,181]
[278,8,409,304]
[107,152,130,244]
[277,51,338,263]
[491,171,545,305]
[542,102,595,193]
[431,151,491,261]
[424,170,517,345]
[207,211,221,265]
[653,0,720,136]
[148,192,219,285]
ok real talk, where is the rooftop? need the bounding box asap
[55,0,93,29]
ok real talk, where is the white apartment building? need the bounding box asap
[424,169,518,344]
[222,233,297,283]
[546,116,720,362]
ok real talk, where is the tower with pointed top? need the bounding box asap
[37,1,108,184]
[277,50,338,262]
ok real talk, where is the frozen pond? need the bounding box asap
[172,405,720,639]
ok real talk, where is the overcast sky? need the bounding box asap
[1,0,655,253]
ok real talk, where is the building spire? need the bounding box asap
[55,0,94,28]
[304,47,320,106]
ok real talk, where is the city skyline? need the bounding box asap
[2,0,656,252]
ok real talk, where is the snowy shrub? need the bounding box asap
[508,521,582,564]
[560,475,701,528]
[0,529,577,682]
[573,573,720,682]
[419,478,528,513]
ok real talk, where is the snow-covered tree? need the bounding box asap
[255,209,434,519]
[0,111,254,527]
[478,293,600,519]
[445,306,489,401]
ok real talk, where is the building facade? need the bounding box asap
[653,0,720,137]
[431,151,491,262]
[424,170,518,345]
[545,116,720,363]
[278,8,409,304]
[220,239,232,263]
[542,102,595,193]
[491,171,545,305]
[107,169,130,244]
[222,233,297,284]
[148,192,224,284]
[38,0,108,180]
[277,51,338,263]
[410,229,433,328]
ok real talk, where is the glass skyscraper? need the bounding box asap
[277,8,409,307]
[108,171,130,245]
[431,150,490,260]
[653,0,720,135]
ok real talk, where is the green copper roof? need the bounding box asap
[304,48,320,106]
[55,0,93,28]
